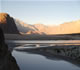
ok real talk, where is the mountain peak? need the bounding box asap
[0,13,9,16]
[0,13,19,34]
[0,13,10,24]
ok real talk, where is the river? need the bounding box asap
[8,40,80,70]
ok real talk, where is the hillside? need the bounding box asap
[15,19,80,35]
[0,13,79,35]
[0,13,19,34]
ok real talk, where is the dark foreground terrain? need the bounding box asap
[0,28,20,70]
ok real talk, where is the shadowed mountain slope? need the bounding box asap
[0,13,19,34]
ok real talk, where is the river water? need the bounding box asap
[10,40,80,70]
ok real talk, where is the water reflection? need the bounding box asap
[14,45,80,68]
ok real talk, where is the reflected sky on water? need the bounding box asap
[12,44,80,70]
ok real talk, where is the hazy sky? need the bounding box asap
[0,0,80,25]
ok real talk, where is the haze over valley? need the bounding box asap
[15,19,80,35]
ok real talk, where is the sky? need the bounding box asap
[0,0,80,25]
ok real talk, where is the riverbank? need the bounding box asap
[5,34,80,40]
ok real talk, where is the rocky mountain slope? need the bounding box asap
[1,13,79,35]
[0,13,19,34]
[15,19,45,35]
[15,19,80,35]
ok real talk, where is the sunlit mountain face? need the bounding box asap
[0,13,80,35]
[0,13,19,34]
[15,19,80,35]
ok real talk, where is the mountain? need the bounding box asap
[0,13,19,34]
[15,19,45,35]
[15,19,36,33]
[0,13,79,35]
[15,19,80,35]
[59,20,80,34]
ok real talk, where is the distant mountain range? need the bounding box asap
[15,19,80,35]
[0,13,80,35]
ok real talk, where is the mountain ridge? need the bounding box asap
[15,19,80,35]
[0,13,19,34]
[1,13,79,35]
